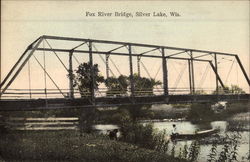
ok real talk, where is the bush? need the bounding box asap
[225,101,250,115]
[119,105,154,121]
[120,122,155,149]
[187,103,215,123]
[107,109,132,124]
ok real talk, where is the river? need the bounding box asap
[94,120,250,162]
[6,116,249,161]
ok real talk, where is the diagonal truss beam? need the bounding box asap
[139,47,160,56]
[209,61,225,89]
[193,53,212,59]
[33,55,65,97]
[166,50,187,58]
[107,45,127,53]
[235,55,250,86]
[0,37,43,96]
[0,37,41,89]
[2,35,249,99]
[44,39,69,72]
[71,42,87,51]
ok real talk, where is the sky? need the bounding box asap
[1,0,249,98]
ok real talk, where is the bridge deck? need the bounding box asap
[0,94,249,111]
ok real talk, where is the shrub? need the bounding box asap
[108,109,132,124]
[225,101,250,115]
[187,103,215,122]
[153,130,169,153]
[120,122,155,149]
[188,141,200,162]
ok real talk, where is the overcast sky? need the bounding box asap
[1,1,249,97]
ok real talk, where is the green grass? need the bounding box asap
[0,131,186,162]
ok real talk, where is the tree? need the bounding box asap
[119,74,161,120]
[105,74,162,97]
[230,85,245,94]
[105,75,129,96]
[213,85,245,94]
[133,74,162,96]
[73,62,104,97]
[187,103,215,123]
[194,89,207,95]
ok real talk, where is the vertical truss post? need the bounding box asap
[190,51,195,94]
[235,55,250,86]
[162,48,168,95]
[69,50,74,99]
[137,56,141,77]
[89,41,95,104]
[106,54,110,79]
[128,44,135,99]
[214,53,219,94]
[188,60,192,94]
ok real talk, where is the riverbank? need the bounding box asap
[0,131,186,162]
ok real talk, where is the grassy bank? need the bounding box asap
[0,131,186,162]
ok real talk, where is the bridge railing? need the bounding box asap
[0,87,239,99]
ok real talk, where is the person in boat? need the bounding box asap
[171,124,179,137]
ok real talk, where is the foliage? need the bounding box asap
[187,103,215,122]
[120,122,155,149]
[73,62,104,97]
[187,141,200,162]
[119,105,154,121]
[79,108,97,134]
[133,74,162,96]
[181,144,189,160]
[119,121,173,155]
[105,75,129,96]
[230,85,246,94]
[194,89,207,95]
[225,101,250,115]
[213,85,245,94]
[213,85,230,94]
[104,74,161,121]
[212,132,242,162]
[207,141,217,162]
[0,131,187,162]
[106,108,132,124]
[104,74,161,96]
[153,130,170,153]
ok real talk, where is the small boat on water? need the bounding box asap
[171,128,219,140]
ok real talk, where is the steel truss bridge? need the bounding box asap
[0,35,249,111]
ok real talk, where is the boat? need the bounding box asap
[170,128,219,140]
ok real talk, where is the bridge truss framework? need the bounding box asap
[0,35,249,110]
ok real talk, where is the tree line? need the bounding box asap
[70,62,245,97]
[71,62,161,97]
